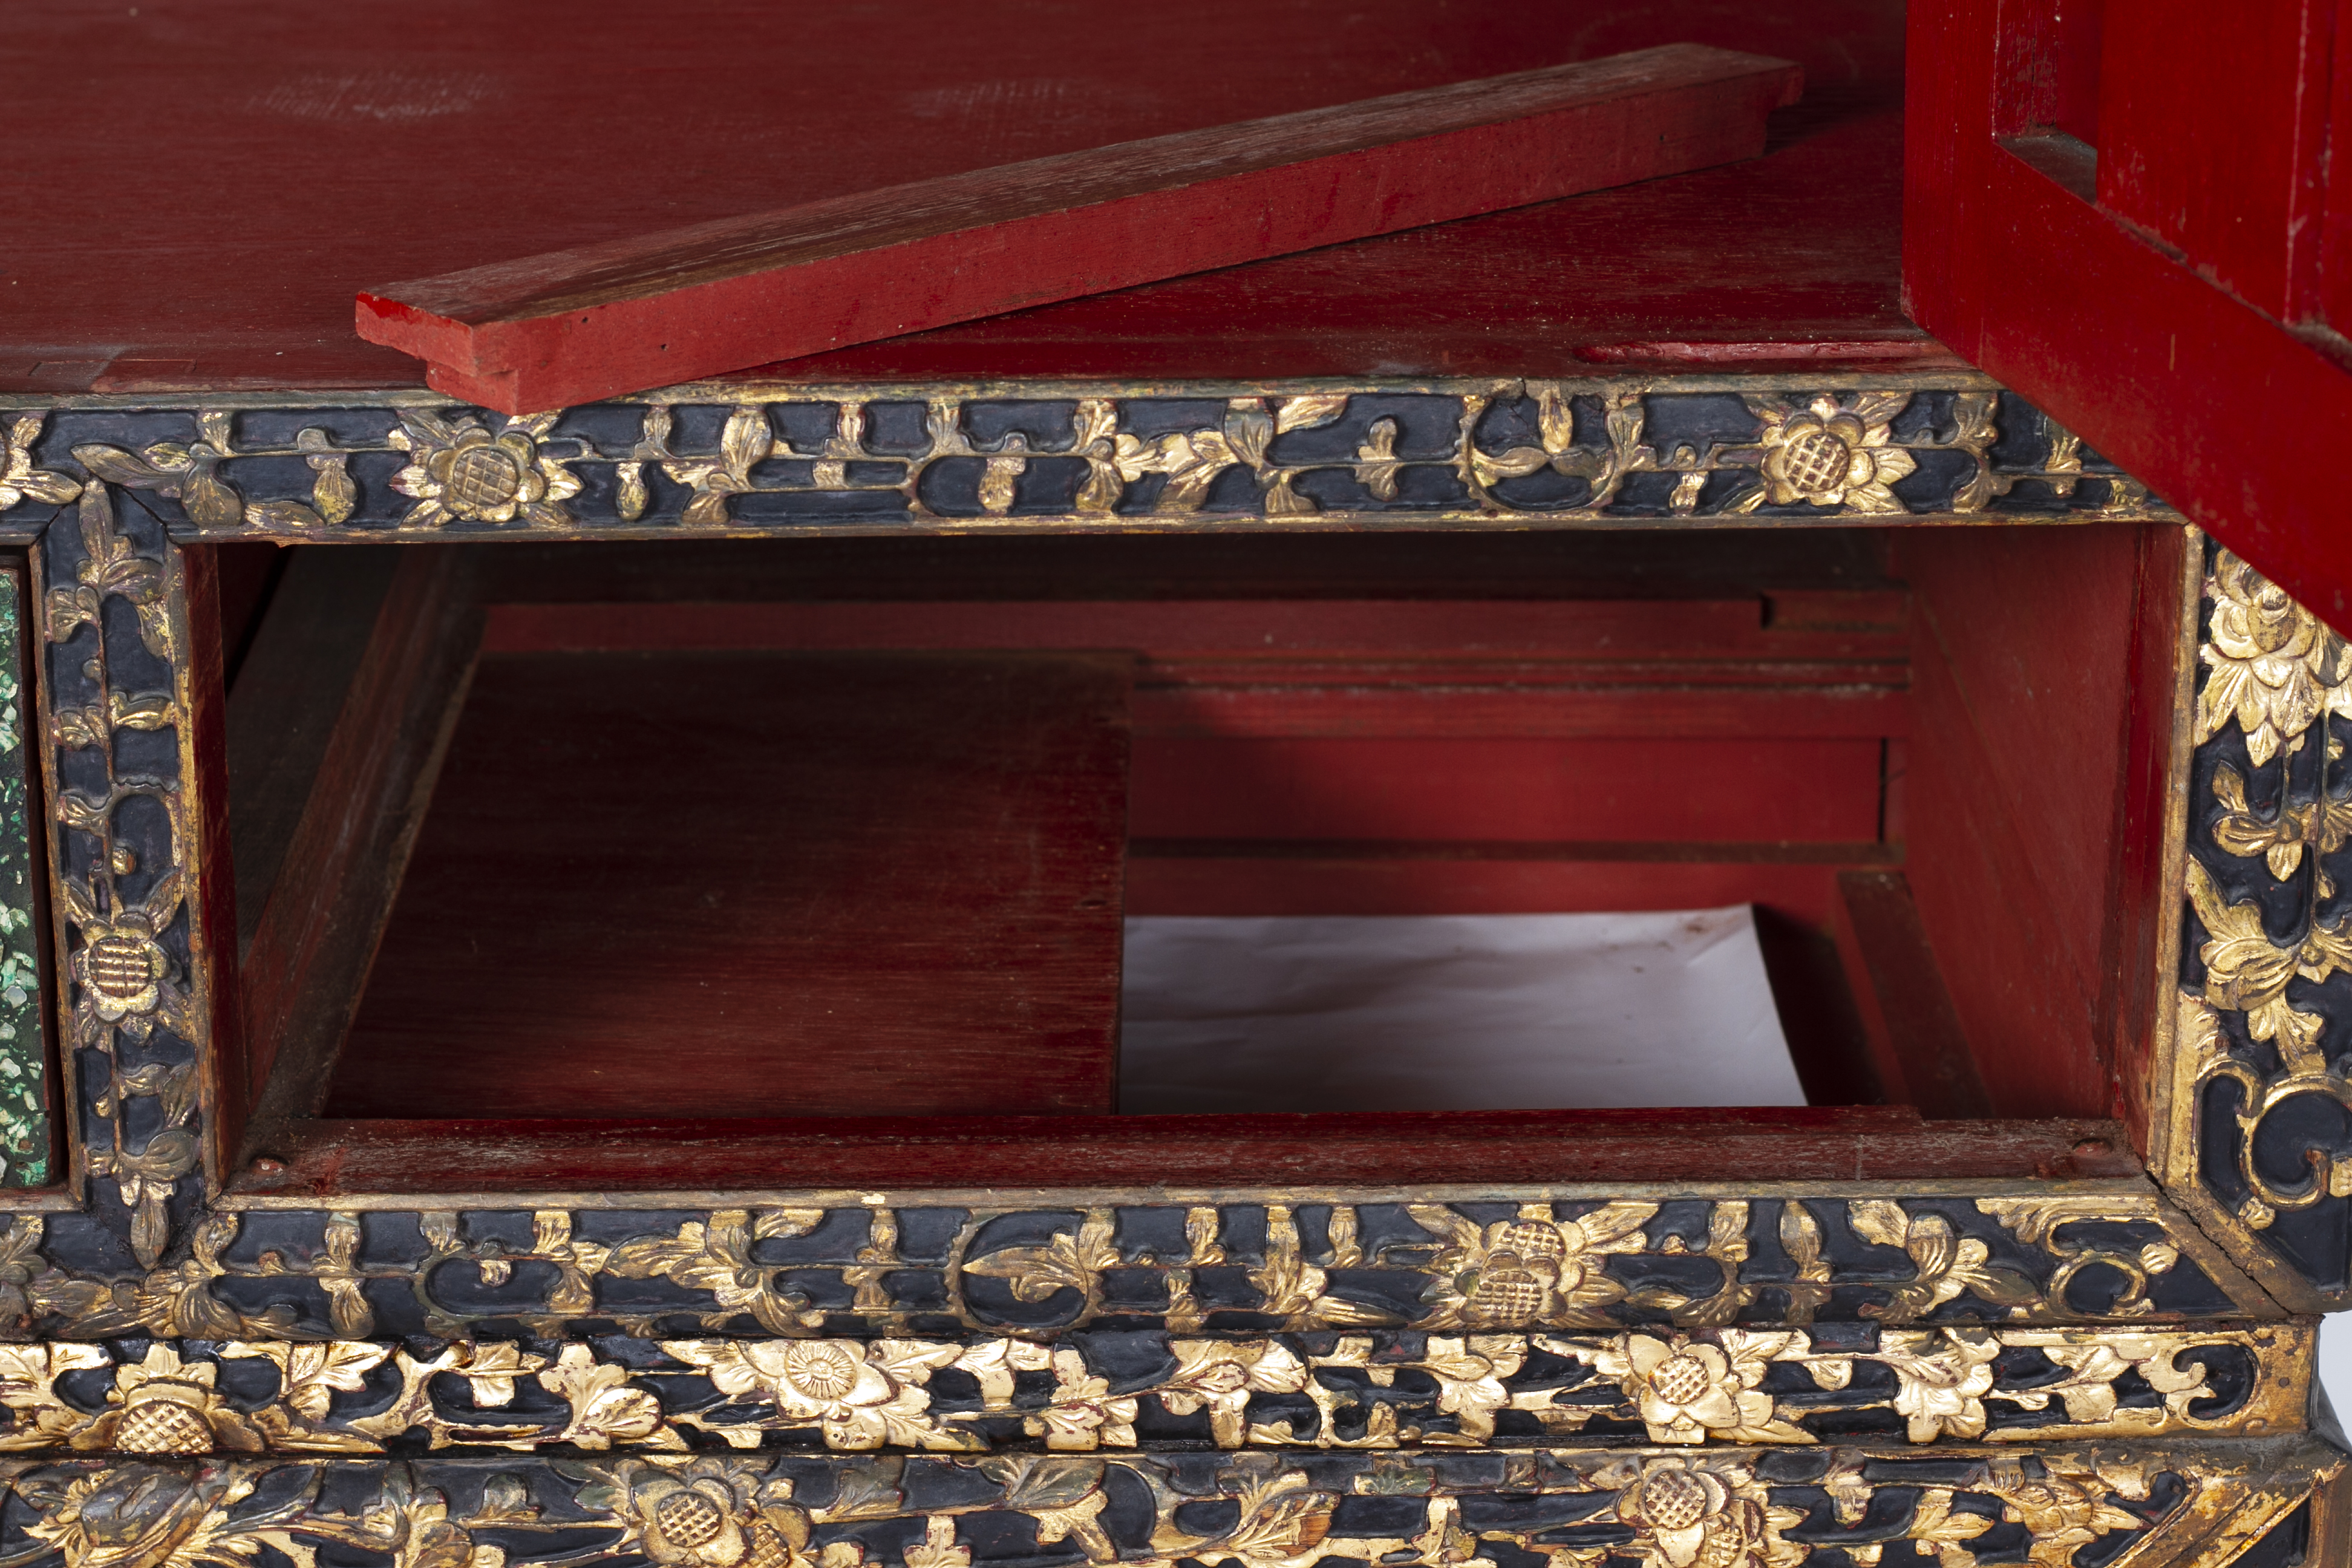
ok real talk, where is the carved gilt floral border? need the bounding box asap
[2155,543,2352,1316]
[0,1437,2335,1568]
[0,1321,2311,1458]
[0,376,2337,1565]
[0,380,2155,544]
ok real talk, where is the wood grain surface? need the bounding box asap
[2,0,1936,393]
[325,651,1132,1120]
[356,45,1802,410]
[1905,0,2352,628]
[237,1107,2146,1194]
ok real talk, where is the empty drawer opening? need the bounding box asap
[208,525,2167,1191]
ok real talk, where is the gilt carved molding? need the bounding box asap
[5,488,2294,1351]
[2157,544,2352,1312]
[0,381,2154,542]
[0,1437,2334,1568]
[0,1321,2308,1458]
[0,1189,2290,1349]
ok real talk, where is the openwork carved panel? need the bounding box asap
[0,1439,2334,1568]
[0,1193,2285,1347]
[0,1322,2307,1457]
[32,486,213,1262]
[0,381,2155,541]
[2158,544,2352,1312]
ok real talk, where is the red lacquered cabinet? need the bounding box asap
[0,0,2341,1562]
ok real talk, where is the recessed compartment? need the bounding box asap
[207,524,2181,1193]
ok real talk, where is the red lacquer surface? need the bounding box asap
[1907,0,2352,620]
[1,0,1939,393]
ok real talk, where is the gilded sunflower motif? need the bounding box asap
[662,1340,959,1449]
[1412,1201,1651,1329]
[390,410,581,527]
[2199,550,2350,765]
[70,1344,266,1455]
[611,1459,806,1568]
[70,912,171,1027]
[1612,1458,1804,1568]
[1591,1334,1793,1445]
[0,414,79,511]
[61,866,194,1054]
[1751,394,1916,513]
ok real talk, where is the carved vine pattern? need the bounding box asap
[0,388,2152,538]
[2,413,2265,1350]
[0,1445,2233,1568]
[38,483,205,1270]
[2175,546,2352,1304]
[0,1195,2262,1350]
[0,1321,2289,1457]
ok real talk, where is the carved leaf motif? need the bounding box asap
[721,405,773,483]
[1404,1204,1484,1252]
[614,462,648,521]
[72,445,175,487]
[1536,387,1576,454]
[1848,1200,1912,1250]
[1908,1489,1995,1568]
[824,1456,907,1520]
[2183,858,2327,1067]
[1210,1471,1336,1567]
[961,1213,1117,1304]
[1075,462,1122,512]
[902,1517,970,1568]
[633,405,675,458]
[979,452,1026,515]
[307,457,357,524]
[540,1344,671,1450]
[1275,395,1348,434]
[1779,1203,1834,1322]
[50,708,105,750]
[681,484,736,528]
[247,500,323,531]
[756,1208,825,1239]
[1568,1202,1658,1255]
[1263,475,1315,516]
[1224,400,1274,469]
[267,1341,392,1420]
[1851,391,1913,428]
[1469,446,1549,485]
[1353,417,1402,500]
[182,467,244,526]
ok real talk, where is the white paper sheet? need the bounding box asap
[1119,906,1805,1114]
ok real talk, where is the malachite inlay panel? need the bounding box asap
[0,572,47,1185]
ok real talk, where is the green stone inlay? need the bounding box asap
[0,575,47,1186]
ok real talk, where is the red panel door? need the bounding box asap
[1906,0,2352,620]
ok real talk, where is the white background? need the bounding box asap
[2326,1315,2349,1425]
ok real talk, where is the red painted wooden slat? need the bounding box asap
[1123,856,1855,921]
[236,1111,2144,1195]
[356,46,1802,411]
[1128,736,1884,843]
[477,598,1904,661]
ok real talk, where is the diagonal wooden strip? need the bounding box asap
[356,43,1800,412]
